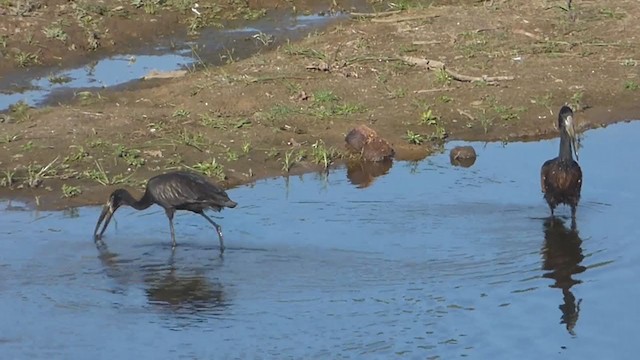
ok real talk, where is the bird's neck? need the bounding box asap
[559,130,573,161]
[121,190,154,210]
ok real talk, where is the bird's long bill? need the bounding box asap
[94,205,114,240]
[566,117,579,161]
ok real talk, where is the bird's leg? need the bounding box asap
[199,212,225,254]
[165,208,177,249]
[571,205,577,221]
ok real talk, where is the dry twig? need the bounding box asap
[350,10,402,18]
[401,56,515,84]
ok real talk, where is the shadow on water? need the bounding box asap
[0,4,369,112]
[540,217,586,336]
[1,120,640,358]
[346,158,394,189]
[96,240,229,328]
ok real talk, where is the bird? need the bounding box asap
[540,105,582,219]
[93,171,237,253]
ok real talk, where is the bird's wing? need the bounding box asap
[540,160,552,193]
[154,172,229,207]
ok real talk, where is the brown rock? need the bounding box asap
[449,146,477,168]
[345,125,395,162]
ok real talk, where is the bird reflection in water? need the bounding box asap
[541,217,587,336]
[346,158,393,188]
[95,242,229,324]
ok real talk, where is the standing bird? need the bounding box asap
[541,106,582,219]
[94,171,237,253]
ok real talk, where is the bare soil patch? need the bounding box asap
[1,0,639,210]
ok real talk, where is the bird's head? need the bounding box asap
[94,189,128,241]
[559,105,578,160]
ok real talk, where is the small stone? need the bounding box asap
[449,145,477,168]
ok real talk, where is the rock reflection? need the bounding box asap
[541,218,586,336]
[95,242,229,325]
[346,159,393,188]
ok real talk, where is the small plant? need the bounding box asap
[87,139,108,148]
[429,124,448,141]
[311,140,339,170]
[252,32,273,46]
[172,108,191,118]
[266,104,297,122]
[332,103,366,116]
[114,145,145,168]
[438,95,453,103]
[199,113,226,129]
[84,160,134,186]
[225,149,239,161]
[62,184,82,198]
[570,90,584,110]
[282,41,327,61]
[621,59,637,67]
[624,80,639,91]
[313,90,339,104]
[282,150,296,173]
[0,134,20,143]
[266,147,280,159]
[74,91,101,105]
[478,110,493,134]
[21,141,34,151]
[187,159,225,180]
[387,87,407,99]
[25,157,59,188]
[175,129,206,151]
[62,145,89,164]
[405,130,425,145]
[532,92,554,113]
[0,35,8,48]
[434,68,452,86]
[14,50,39,67]
[241,141,252,154]
[285,81,302,95]
[42,21,68,42]
[419,106,439,125]
[1,170,15,188]
[8,100,31,121]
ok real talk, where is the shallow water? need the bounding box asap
[1,121,639,359]
[0,6,361,112]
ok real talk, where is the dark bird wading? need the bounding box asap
[540,106,582,218]
[94,171,237,253]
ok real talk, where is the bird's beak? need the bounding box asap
[565,115,579,161]
[94,202,115,240]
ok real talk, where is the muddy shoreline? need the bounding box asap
[1,0,639,211]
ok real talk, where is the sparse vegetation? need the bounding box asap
[405,130,424,145]
[43,21,68,42]
[114,144,145,168]
[311,140,339,170]
[1,170,15,188]
[434,69,452,86]
[84,160,134,186]
[8,101,31,122]
[14,50,39,67]
[174,129,206,151]
[624,80,639,91]
[172,108,191,118]
[62,184,82,198]
[187,159,225,180]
